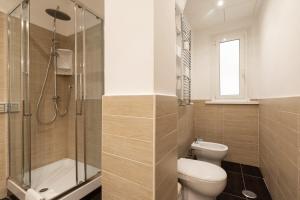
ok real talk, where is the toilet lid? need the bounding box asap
[177,158,227,182]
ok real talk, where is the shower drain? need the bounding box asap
[242,190,257,199]
[39,188,49,193]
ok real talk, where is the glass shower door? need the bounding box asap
[83,9,103,180]
[8,0,31,188]
[75,5,103,183]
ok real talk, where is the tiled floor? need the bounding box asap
[218,161,272,200]
[3,162,272,200]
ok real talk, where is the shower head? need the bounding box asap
[45,8,71,21]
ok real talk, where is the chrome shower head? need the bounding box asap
[45,8,71,21]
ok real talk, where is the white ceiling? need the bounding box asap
[184,0,261,30]
[0,0,104,36]
[0,0,19,13]
[0,0,103,17]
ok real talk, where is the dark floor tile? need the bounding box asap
[4,195,18,200]
[241,164,263,178]
[243,175,272,200]
[224,172,245,198]
[222,161,242,173]
[217,192,246,200]
[81,187,101,200]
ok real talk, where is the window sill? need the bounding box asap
[205,100,259,105]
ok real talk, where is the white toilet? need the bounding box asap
[191,141,228,166]
[178,158,227,200]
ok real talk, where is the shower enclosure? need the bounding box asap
[7,0,103,199]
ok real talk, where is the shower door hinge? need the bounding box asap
[0,103,9,113]
[0,103,20,113]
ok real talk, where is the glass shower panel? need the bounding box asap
[75,5,85,183]
[28,0,77,196]
[83,10,103,180]
[8,0,31,188]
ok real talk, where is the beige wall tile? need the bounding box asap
[103,96,154,118]
[102,95,156,200]
[156,114,177,139]
[103,115,153,141]
[156,130,177,162]
[103,134,153,164]
[259,97,300,200]
[155,148,177,188]
[102,95,178,200]
[156,95,177,117]
[223,120,259,144]
[155,171,177,200]
[177,104,194,157]
[193,100,259,166]
[102,153,153,189]
[28,23,71,169]
[224,141,259,166]
[102,171,152,200]
[102,191,124,200]
[155,95,178,200]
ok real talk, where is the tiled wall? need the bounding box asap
[6,17,103,189]
[0,11,8,198]
[67,24,103,169]
[259,98,300,200]
[177,104,194,158]
[155,96,177,200]
[29,24,71,169]
[193,100,259,166]
[102,95,177,200]
[7,12,23,186]
[102,95,154,200]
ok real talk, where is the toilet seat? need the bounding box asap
[178,158,227,182]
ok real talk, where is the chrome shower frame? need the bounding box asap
[7,0,103,199]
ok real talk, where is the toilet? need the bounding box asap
[191,141,228,166]
[178,158,227,200]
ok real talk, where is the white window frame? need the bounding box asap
[213,31,247,100]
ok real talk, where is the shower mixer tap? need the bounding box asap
[36,7,72,125]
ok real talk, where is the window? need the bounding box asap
[215,33,246,99]
[220,40,240,96]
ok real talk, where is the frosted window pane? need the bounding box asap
[219,40,240,96]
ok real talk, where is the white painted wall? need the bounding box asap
[254,0,300,98]
[154,0,176,95]
[105,0,176,96]
[104,0,154,95]
[192,0,300,99]
[191,29,211,99]
[191,18,258,100]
